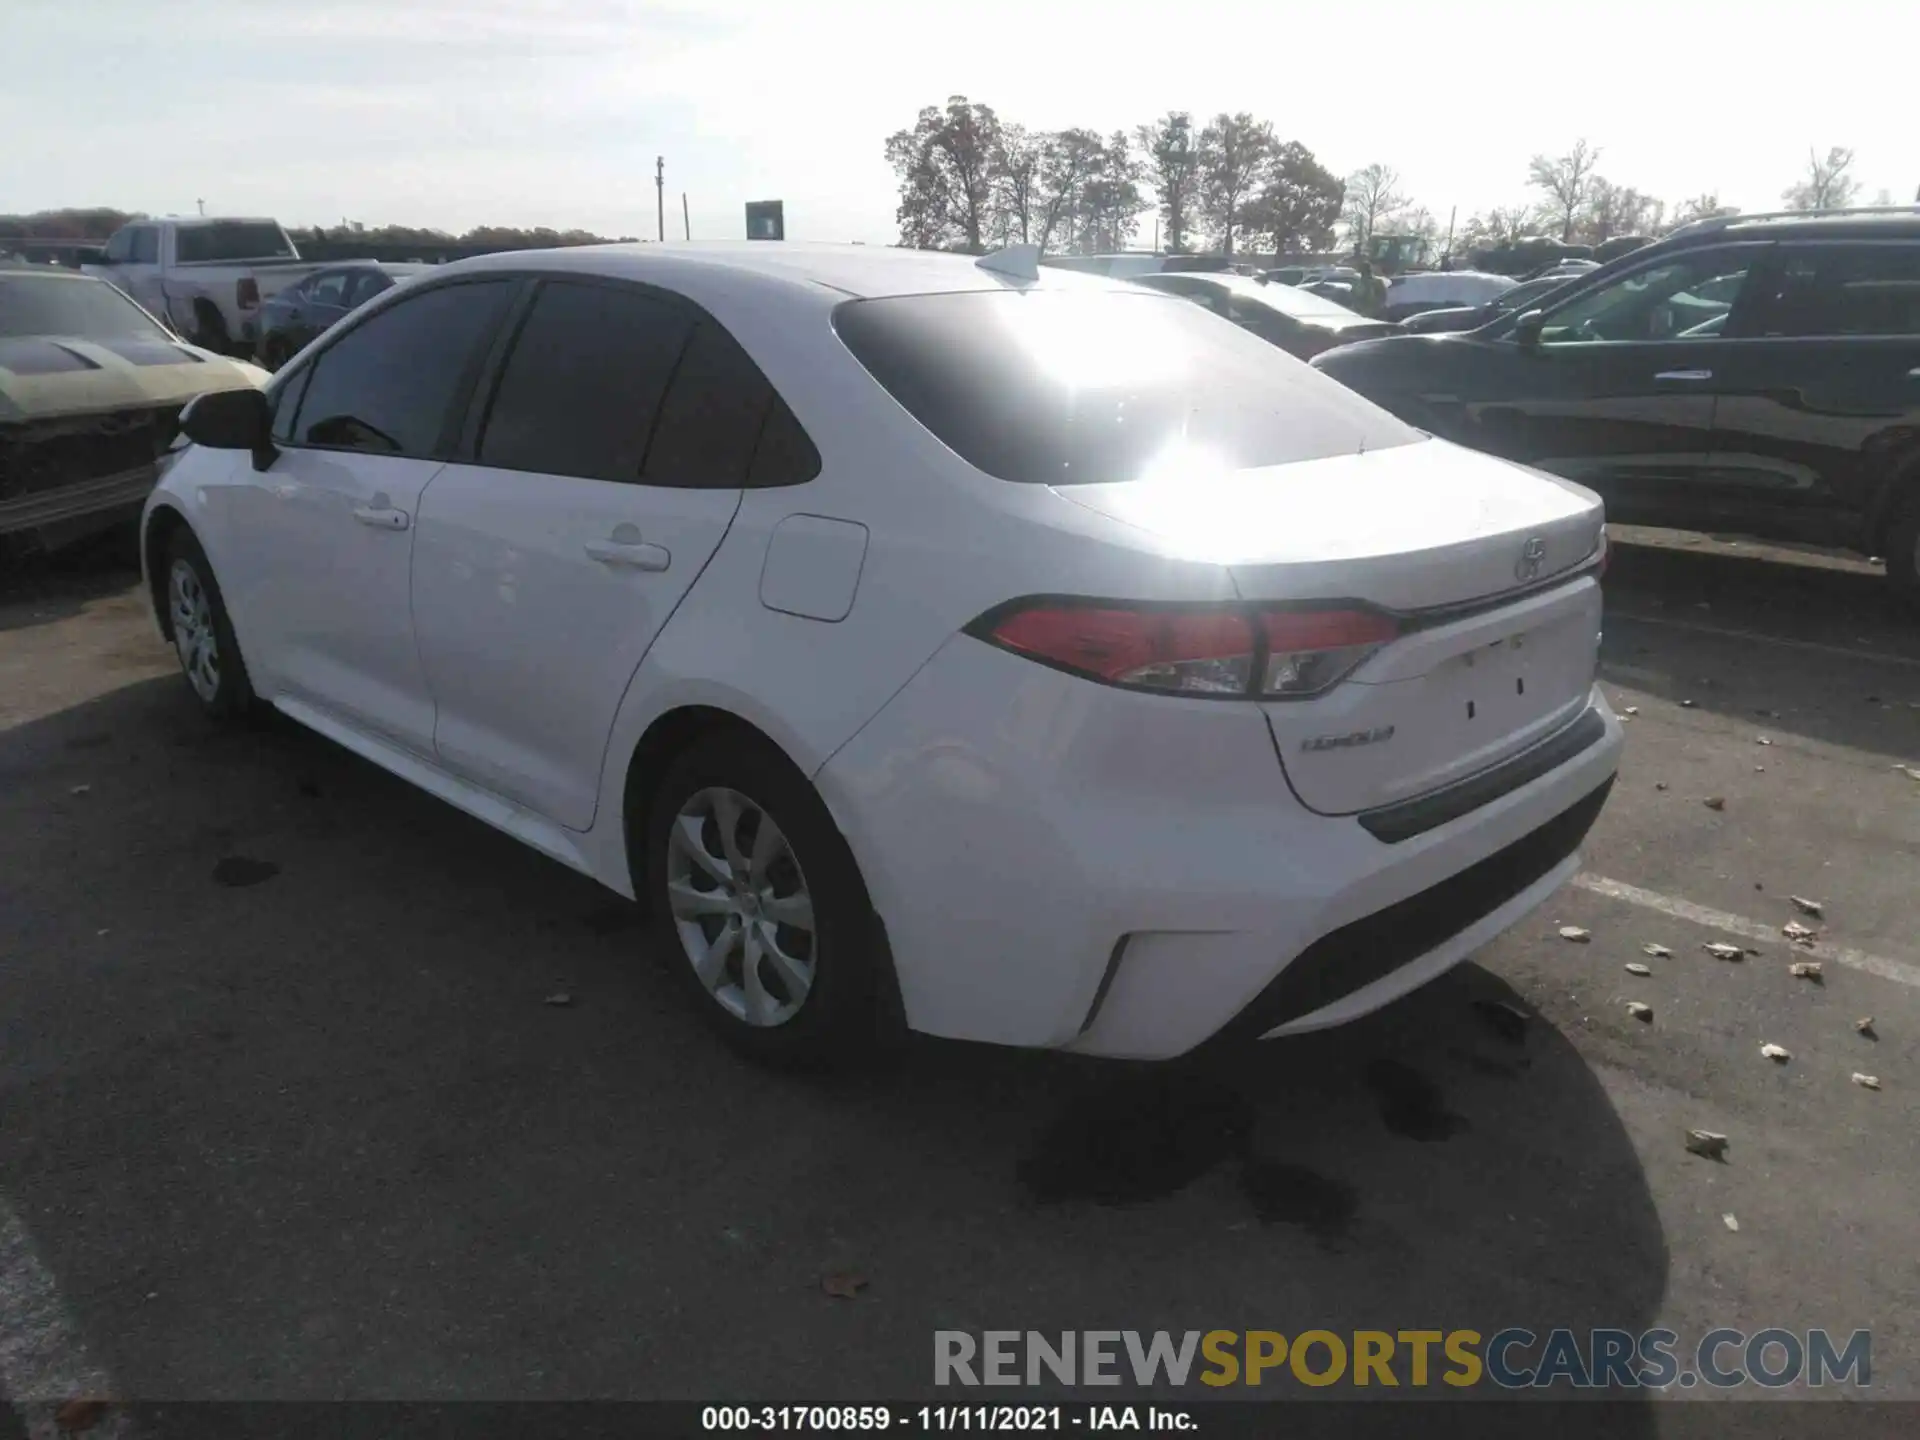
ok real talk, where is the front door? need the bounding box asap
[1458,242,1766,525]
[410,278,787,829]
[219,276,518,754]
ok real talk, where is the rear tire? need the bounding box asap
[641,729,885,1069]
[191,301,232,356]
[163,527,253,722]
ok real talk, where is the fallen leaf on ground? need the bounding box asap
[1703,796,1726,811]
[1655,782,1669,791]
[1680,699,1696,708]
[69,783,91,796]
[1754,765,1766,773]
[1789,962,1823,982]
[1855,1017,1877,1038]
[1782,921,1817,943]
[53,1400,108,1434]
[1722,1213,1739,1231]
[1789,895,1824,917]
[1703,942,1745,961]
[1559,926,1591,943]
[1626,1001,1653,1022]
[543,992,573,1007]
[1851,1073,1881,1091]
[1624,963,1652,976]
[1760,1042,1791,1063]
[1642,943,1673,958]
[1623,705,1640,715]
[1756,737,1772,746]
[1897,765,1920,782]
[1471,999,1529,1044]
[1685,1130,1729,1161]
[821,1272,869,1299]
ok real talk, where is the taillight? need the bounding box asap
[237,278,260,310]
[973,602,1399,700]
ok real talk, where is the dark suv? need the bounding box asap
[1310,209,1920,604]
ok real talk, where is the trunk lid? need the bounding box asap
[1054,437,1606,815]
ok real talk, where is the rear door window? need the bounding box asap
[477,281,693,482]
[1747,243,1920,337]
[307,272,351,307]
[291,279,513,456]
[831,288,1417,486]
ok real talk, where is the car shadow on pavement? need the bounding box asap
[0,676,1663,1420]
[0,530,144,634]
[1601,539,1920,760]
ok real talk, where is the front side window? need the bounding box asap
[1745,243,1920,338]
[344,272,390,307]
[1537,249,1756,344]
[292,279,512,456]
[307,272,352,307]
[128,228,160,264]
[102,229,133,263]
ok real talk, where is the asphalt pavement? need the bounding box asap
[1,526,1916,1424]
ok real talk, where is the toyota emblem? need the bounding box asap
[1515,536,1547,581]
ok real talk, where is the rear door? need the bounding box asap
[1457,243,1767,523]
[409,277,794,829]
[1704,239,1920,544]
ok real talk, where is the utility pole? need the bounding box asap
[1442,205,1456,269]
[196,198,205,216]
[682,193,690,241]
[655,157,665,242]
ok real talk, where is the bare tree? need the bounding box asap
[1197,112,1276,256]
[1528,139,1600,241]
[1340,163,1406,254]
[993,125,1041,244]
[1782,146,1861,211]
[1077,132,1147,254]
[1138,112,1201,254]
[884,96,1005,251]
[1671,193,1736,227]
[1032,128,1106,252]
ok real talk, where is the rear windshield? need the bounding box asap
[1222,277,1358,320]
[0,275,172,341]
[175,223,296,263]
[832,289,1417,485]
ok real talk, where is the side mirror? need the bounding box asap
[1514,309,1546,350]
[181,386,273,455]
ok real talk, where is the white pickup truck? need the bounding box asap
[82,217,325,358]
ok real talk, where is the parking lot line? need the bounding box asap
[0,1200,126,1439]
[1574,872,1920,989]
[1605,609,1920,671]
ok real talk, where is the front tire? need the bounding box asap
[643,730,884,1068]
[164,528,253,721]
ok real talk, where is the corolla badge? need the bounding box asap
[1515,535,1548,582]
[1302,725,1396,753]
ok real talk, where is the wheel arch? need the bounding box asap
[143,502,191,642]
[1866,438,1920,553]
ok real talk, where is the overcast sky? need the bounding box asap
[8,0,1916,244]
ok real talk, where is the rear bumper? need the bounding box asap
[816,635,1623,1060]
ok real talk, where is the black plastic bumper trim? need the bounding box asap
[1358,705,1609,844]
[1208,775,1614,1048]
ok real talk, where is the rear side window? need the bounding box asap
[478,281,693,482]
[641,320,775,488]
[293,279,512,456]
[832,289,1417,485]
[1749,244,1920,337]
[129,228,159,264]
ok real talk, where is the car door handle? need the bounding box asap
[584,538,671,571]
[1653,369,1713,382]
[351,504,411,531]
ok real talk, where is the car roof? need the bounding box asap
[437,241,1133,302]
[0,264,102,282]
[1677,209,1920,243]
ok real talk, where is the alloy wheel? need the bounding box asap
[168,558,221,703]
[665,786,817,1027]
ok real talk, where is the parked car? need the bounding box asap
[1398,273,1581,334]
[147,241,1619,1066]
[1593,234,1657,265]
[1310,209,1920,604]
[254,262,428,370]
[0,263,266,555]
[1129,270,1402,359]
[1378,270,1516,323]
[1038,252,1234,279]
[82,217,324,358]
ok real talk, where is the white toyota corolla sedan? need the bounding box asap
[144,240,1621,1066]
